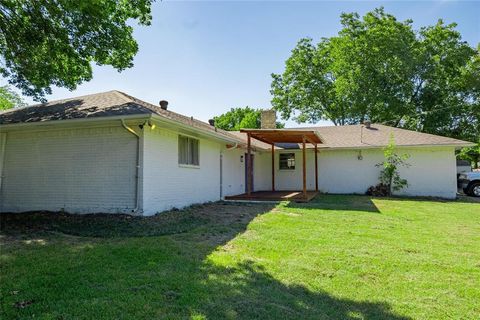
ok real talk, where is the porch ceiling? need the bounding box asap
[240,129,323,144]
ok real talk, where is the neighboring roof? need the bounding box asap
[0,90,242,143]
[240,129,322,144]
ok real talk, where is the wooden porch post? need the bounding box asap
[314,143,318,191]
[271,143,275,191]
[302,135,307,198]
[247,133,252,195]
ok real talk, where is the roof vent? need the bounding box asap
[208,119,215,126]
[364,120,371,129]
[159,100,168,110]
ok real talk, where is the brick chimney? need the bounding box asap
[261,110,276,129]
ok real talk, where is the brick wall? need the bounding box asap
[0,126,137,213]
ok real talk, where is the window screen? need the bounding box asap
[178,136,199,166]
[279,153,295,170]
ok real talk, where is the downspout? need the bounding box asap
[0,133,7,196]
[121,119,140,214]
[220,143,239,199]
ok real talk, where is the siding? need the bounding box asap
[142,127,223,215]
[253,147,457,199]
[221,148,245,197]
[0,126,137,213]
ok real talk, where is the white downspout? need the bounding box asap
[0,132,7,195]
[121,119,141,214]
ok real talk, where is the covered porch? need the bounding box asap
[225,129,322,202]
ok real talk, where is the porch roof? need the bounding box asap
[239,129,323,145]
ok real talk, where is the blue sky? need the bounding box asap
[13,1,480,127]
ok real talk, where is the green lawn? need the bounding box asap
[1,195,479,319]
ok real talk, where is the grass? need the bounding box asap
[1,195,479,319]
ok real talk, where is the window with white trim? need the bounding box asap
[178,135,199,166]
[279,153,295,170]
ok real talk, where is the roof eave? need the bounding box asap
[0,114,152,131]
[149,114,242,145]
[316,143,476,150]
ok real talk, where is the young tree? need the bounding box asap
[0,0,154,101]
[377,134,410,196]
[0,85,26,111]
[214,107,284,131]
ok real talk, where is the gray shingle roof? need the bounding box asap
[230,124,473,149]
[0,90,242,143]
[1,90,473,149]
[300,124,473,148]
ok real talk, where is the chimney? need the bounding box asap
[208,119,215,126]
[159,100,168,110]
[261,109,276,129]
[364,120,371,129]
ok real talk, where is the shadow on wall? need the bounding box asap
[1,201,409,319]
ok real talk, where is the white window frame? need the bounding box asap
[178,135,200,167]
[279,153,296,170]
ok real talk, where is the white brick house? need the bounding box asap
[0,91,474,215]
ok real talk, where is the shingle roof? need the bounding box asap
[0,90,242,143]
[293,124,473,148]
[230,124,473,149]
[1,90,473,149]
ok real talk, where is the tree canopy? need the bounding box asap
[0,0,154,101]
[0,85,26,111]
[214,107,284,131]
[271,7,479,157]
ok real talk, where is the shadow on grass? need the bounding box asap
[284,193,480,214]
[285,194,381,213]
[0,204,213,238]
[192,260,410,319]
[1,201,410,319]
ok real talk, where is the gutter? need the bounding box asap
[121,119,141,214]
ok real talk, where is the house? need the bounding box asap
[0,91,474,215]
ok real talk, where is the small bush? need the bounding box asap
[366,183,390,197]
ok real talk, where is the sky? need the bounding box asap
[9,0,480,127]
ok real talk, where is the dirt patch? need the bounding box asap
[0,202,275,243]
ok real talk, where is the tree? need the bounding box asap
[214,107,284,131]
[0,85,26,111]
[271,8,479,148]
[0,0,154,101]
[376,134,410,196]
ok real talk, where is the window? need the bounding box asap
[279,153,295,170]
[178,135,199,166]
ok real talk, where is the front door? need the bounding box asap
[245,153,254,193]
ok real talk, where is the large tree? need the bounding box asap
[271,8,479,149]
[0,0,154,101]
[0,85,26,111]
[214,107,284,131]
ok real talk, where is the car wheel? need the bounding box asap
[468,182,480,197]
[463,188,470,195]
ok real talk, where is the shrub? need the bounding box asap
[374,134,410,196]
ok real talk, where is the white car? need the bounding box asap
[458,171,480,197]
